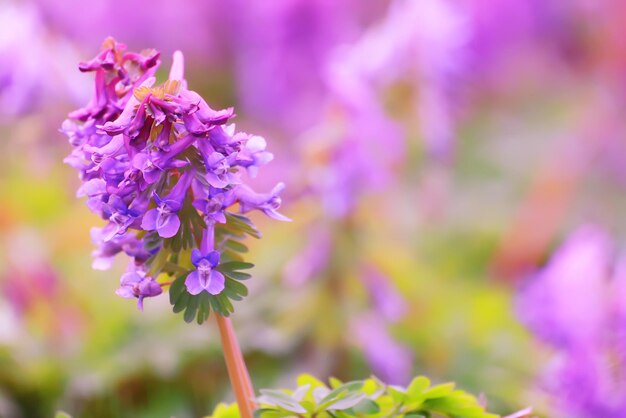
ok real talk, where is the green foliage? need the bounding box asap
[167,211,258,324]
[206,375,500,418]
[205,403,241,418]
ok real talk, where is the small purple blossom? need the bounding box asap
[115,270,163,310]
[352,312,413,385]
[102,195,145,241]
[185,249,225,295]
[192,187,235,224]
[236,183,290,221]
[141,172,192,238]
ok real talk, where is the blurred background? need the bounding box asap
[2,0,626,417]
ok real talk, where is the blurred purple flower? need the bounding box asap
[90,227,150,271]
[352,312,413,385]
[33,0,226,62]
[518,225,610,348]
[0,2,86,119]
[283,227,332,287]
[361,265,407,322]
[231,0,370,131]
[517,225,626,417]
[115,269,162,311]
[326,0,468,163]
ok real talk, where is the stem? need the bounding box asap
[215,314,256,418]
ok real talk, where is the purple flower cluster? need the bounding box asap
[517,225,626,417]
[62,38,287,311]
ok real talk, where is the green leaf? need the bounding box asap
[225,213,262,238]
[422,383,455,400]
[258,390,307,413]
[387,385,407,404]
[205,402,239,418]
[352,399,380,414]
[218,261,255,272]
[217,293,235,314]
[54,413,72,418]
[326,393,367,411]
[184,295,199,323]
[173,291,190,313]
[147,247,169,276]
[329,377,343,389]
[225,278,249,296]
[222,270,252,281]
[196,293,211,324]
[225,239,249,253]
[221,250,245,262]
[210,295,230,317]
[169,276,187,305]
[407,376,431,398]
[163,262,189,275]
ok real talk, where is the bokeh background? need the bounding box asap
[2,1,626,417]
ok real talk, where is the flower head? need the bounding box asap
[63,39,287,318]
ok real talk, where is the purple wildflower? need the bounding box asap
[115,270,163,311]
[185,249,225,296]
[236,183,290,221]
[102,195,145,241]
[361,265,407,322]
[192,187,235,224]
[352,312,413,385]
[517,225,626,417]
[64,39,287,312]
[141,172,192,238]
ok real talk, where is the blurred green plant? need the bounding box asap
[207,374,499,418]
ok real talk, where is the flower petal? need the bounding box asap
[208,251,221,267]
[185,271,204,295]
[157,214,180,238]
[207,270,225,295]
[191,249,203,266]
[115,287,135,299]
[141,208,158,231]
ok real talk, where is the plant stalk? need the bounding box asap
[215,314,256,418]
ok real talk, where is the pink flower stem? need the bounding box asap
[215,314,256,418]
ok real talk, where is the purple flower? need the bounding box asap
[192,187,235,224]
[141,193,183,238]
[141,172,192,238]
[361,265,407,322]
[90,227,151,270]
[517,224,626,417]
[101,195,145,241]
[282,227,331,287]
[234,134,273,177]
[115,270,162,310]
[352,312,413,385]
[231,0,372,132]
[185,249,225,295]
[517,225,610,348]
[65,40,286,315]
[204,152,240,188]
[236,183,290,221]
[131,152,163,185]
